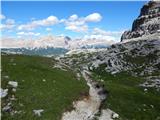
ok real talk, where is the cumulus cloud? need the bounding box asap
[93,28,123,36]
[18,16,59,31]
[68,36,117,50]
[64,16,87,32]
[0,14,6,20]
[85,13,102,22]
[65,24,88,32]
[0,19,15,30]
[17,31,40,36]
[81,33,117,47]
[15,13,102,32]
[6,19,15,24]
[83,34,116,41]
[89,28,123,42]
[68,14,78,21]
[64,28,122,49]
[75,27,124,46]
[46,27,52,32]
[63,13,102,32]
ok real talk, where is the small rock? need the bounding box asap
[100,79,104,82]
[0,88,8,98]
[150,105,154,108]
[144,88,148,92]
[8,81,18,88]
[2,103,12,112]
[10,95,16,101]
[12,88,17,92]
[143,104,146,107]
[10,58,14,62]
[11,110,18,116]
[13,63,16,66]
[3,105,11,111]
[4,75,9,79]
[112,113,119,119]
[42,79,46,82]
[19,103,24,107]
[33,109,44,117]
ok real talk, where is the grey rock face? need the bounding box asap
[121,1,160,41]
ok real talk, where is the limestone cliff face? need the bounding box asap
[121,1,160,41]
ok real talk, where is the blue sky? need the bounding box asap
[1,1,147,39]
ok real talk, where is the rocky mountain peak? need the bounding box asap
[121,0,160,41]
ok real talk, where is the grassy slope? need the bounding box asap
[1,54,88,120]
[93,68,160,120]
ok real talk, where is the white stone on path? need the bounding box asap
[8,81,18,88]
[33,109,44,117]
[0,88,8,98]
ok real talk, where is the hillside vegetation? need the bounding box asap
[1,54,88,120]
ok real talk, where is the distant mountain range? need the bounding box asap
[1,35,113,56]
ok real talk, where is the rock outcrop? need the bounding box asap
[60,1,160,89]
[121,0,160,41]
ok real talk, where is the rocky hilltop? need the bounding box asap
[121,0,160,41]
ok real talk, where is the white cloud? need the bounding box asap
[83,34,116,41]
[68,36,117,50]
[18,16,59,31]
[0,14,6,20]
[65,24,88,32]
[93,28,123,36]
[93,28,107,35]
[6,19,15,24]
[0,19,15,30]
[14,13,102,32]
[81,33,117,47]
[72,27,124,47]
[17,32,25,35]
[66,28,122,49]
[64,18,87,32]
[17,31,40,36]
[90,28,123,41]
[46,27,52,32]
[68,14,78,21]
[85,13,102,22]
[63,13,102,32]
[0,24,14,30]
